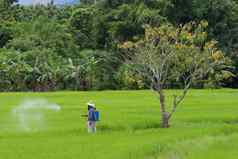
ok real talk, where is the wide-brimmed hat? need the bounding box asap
[87,102,95,107]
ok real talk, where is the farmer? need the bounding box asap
[87,102,97,133]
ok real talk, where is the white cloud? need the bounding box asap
[32,0,52,5]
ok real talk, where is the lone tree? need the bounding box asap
[120,21,229,128]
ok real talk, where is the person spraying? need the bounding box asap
[87,102,99,133]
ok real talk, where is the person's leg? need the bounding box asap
[92,121,96,133]
[87,121,92,133]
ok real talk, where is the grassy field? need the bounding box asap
[0,89,238,159]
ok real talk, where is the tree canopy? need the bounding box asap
[120,21,230,127]
[0,0,237,91]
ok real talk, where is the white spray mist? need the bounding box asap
[12,98,61,132]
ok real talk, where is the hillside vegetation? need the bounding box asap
[0,0,238,91]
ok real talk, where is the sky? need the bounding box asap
[18,0,79,5]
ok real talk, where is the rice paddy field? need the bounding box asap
[0,89,238,159]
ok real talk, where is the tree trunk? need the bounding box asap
[159,89,170,128]
[162,112,170,128]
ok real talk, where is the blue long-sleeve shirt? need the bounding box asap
[88,109,96,121]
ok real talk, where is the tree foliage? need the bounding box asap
[120,22,230,127]
[0,0,237,91]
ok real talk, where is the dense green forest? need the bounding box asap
[0,0,238,91]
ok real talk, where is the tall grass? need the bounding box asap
[0,89,237,159]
